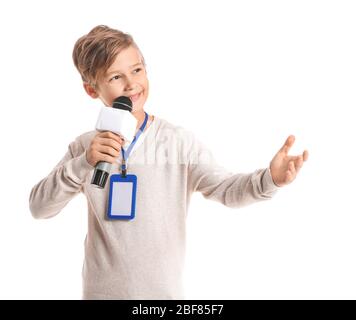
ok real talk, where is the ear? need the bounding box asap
[83,82,99,99]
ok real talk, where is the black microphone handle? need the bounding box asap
[91,161,112,188]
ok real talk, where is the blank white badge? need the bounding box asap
[107,174,137,220]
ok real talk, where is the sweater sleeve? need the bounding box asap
[187,134,280,208]
[29,137,94,219]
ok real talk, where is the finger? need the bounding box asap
[98,131,123,143]
[97,145,121,158]
[280,135,295,155]
[285,169,293,183]
[294,155,304,173]
[97,137,124,151]
[289,155,300,162]
[303,150,309,161]
[92,151,117,165]
[285,161,296,183]
[288,160,296,179]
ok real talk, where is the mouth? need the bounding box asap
[128,92,142,104]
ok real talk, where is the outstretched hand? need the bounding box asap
[270,135,309,187]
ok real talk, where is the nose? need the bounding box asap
[123,74,136,92]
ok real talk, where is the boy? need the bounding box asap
[29,25,308,299]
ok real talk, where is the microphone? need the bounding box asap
[91,96,133,188]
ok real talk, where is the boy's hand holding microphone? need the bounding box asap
[86,131,125,167]
[87,96,137,188]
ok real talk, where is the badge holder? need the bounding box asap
[107,174,137,220]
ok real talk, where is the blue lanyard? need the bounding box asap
[120,112,149,177]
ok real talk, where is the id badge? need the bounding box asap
[107,174,137,220]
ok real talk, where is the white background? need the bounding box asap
[0,0,355,299]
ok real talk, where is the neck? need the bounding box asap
[133,110,146,130]
[133,110,154,132]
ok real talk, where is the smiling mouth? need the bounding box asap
[129,92,141,103]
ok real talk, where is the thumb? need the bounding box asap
[279,135,295,154]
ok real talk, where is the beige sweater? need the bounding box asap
[29,116,279,299]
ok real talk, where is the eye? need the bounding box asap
[109,75,121,82]
[134,68,142,73]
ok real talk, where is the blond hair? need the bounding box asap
[72,25,145,87]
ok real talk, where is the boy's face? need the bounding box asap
[85,45,149,116]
